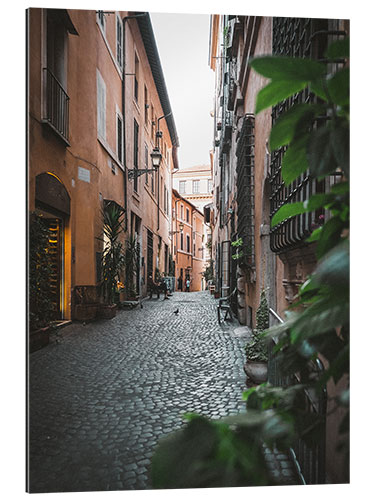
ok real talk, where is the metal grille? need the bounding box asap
[43,68,70,142]
[269,308,327,484]
[270,18,329,253]
[235,114,255,268]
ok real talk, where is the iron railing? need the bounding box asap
[43,68,70,143]
[235,114,255,268]
[268,308,327,484]
[269,18,346,253]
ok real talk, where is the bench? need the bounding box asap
[217,288,237,324]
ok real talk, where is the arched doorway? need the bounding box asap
[34,172,70,320]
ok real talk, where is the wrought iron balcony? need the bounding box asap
[43,68,70,144]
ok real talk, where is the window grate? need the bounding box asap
[235,113,255,268]
[269,17,344,253]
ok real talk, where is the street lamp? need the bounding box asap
[128,147,162,180]
[170,222,184,235]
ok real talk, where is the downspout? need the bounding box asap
[156,112,172,231]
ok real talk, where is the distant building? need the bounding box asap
[173,164,213,264]
[172,190,205,292]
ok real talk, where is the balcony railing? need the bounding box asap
[43,68,70,144]
[268,308,327,484]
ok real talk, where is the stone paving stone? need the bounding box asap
[28,291,298,492]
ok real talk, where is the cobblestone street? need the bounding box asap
[28,291,253,492]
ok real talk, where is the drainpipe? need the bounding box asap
[156,112,172,231]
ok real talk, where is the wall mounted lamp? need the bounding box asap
[128,147,162,180]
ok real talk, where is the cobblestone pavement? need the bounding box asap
[28,291,299,492]
[29,291,253,492]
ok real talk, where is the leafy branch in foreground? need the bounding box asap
[151,38,350,488]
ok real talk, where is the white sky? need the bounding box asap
[150,12,215,170]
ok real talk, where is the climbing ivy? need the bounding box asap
[151,38,349,488]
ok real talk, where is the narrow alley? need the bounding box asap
[28,291,250,492]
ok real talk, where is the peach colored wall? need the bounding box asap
[28,8,176,318]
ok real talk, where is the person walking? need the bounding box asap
[186,278,190,292]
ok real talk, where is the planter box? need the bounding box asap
[98,304,117,319]
[30,326,50,353]
[74,303,98,322]
[244,361,268,384]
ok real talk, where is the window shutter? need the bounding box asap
[97,72,106,139]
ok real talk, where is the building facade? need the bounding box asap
[173,164,213,266]
[28,9,179,320]
[172,190,205,292]
[209,14,349,483]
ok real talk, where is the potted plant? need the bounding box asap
[124,235,139,300]
[98,201,126,319]
[29,213,55,351]
[243,289,269,385]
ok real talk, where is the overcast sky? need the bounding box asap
[150,12,215,170]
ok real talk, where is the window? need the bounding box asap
[144,144,149,185]
[186,234,190,253]
[180,232,184,251]
[97,70,106,140]
[208,179,213,193]
[117,113,123,163]
[186,208,190,223]
[144,85,149,122]
[116,16,123,68]
[97,10,106,34]
[44,10,72,142]
[179,180,186,194]
[193,180,200,193]
[180,205,184,220]
[133,119,139,192]
[134,53,139,102]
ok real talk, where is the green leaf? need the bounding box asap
[330,122,350,176]
[281,136,309,185]
[255,80,307,114]
[271,202,306,228]
[316,216,345,259]
[309,78,329,101]
[269,104,324,151]
[325,38,349,59]
[305,193,332,211]
[306,227,322,243]
[308,127,338,178]
[327,68,349,106]
[314,240,349,289]
[330,181,349,195]
[250,56,326,81]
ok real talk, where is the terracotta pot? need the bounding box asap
[98,303,117,319]
[244,361,268,384]
[30,326,50,352]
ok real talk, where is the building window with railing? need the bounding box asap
[116,15,123,68]
[133,119,139,192]
[144,144,149,185]
[117,111,123,163]
[43,9,78,144]
[134,53,139,102]
[270,17,344,253]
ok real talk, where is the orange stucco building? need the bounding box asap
[172,190,205,292]
[28,9,179,320]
